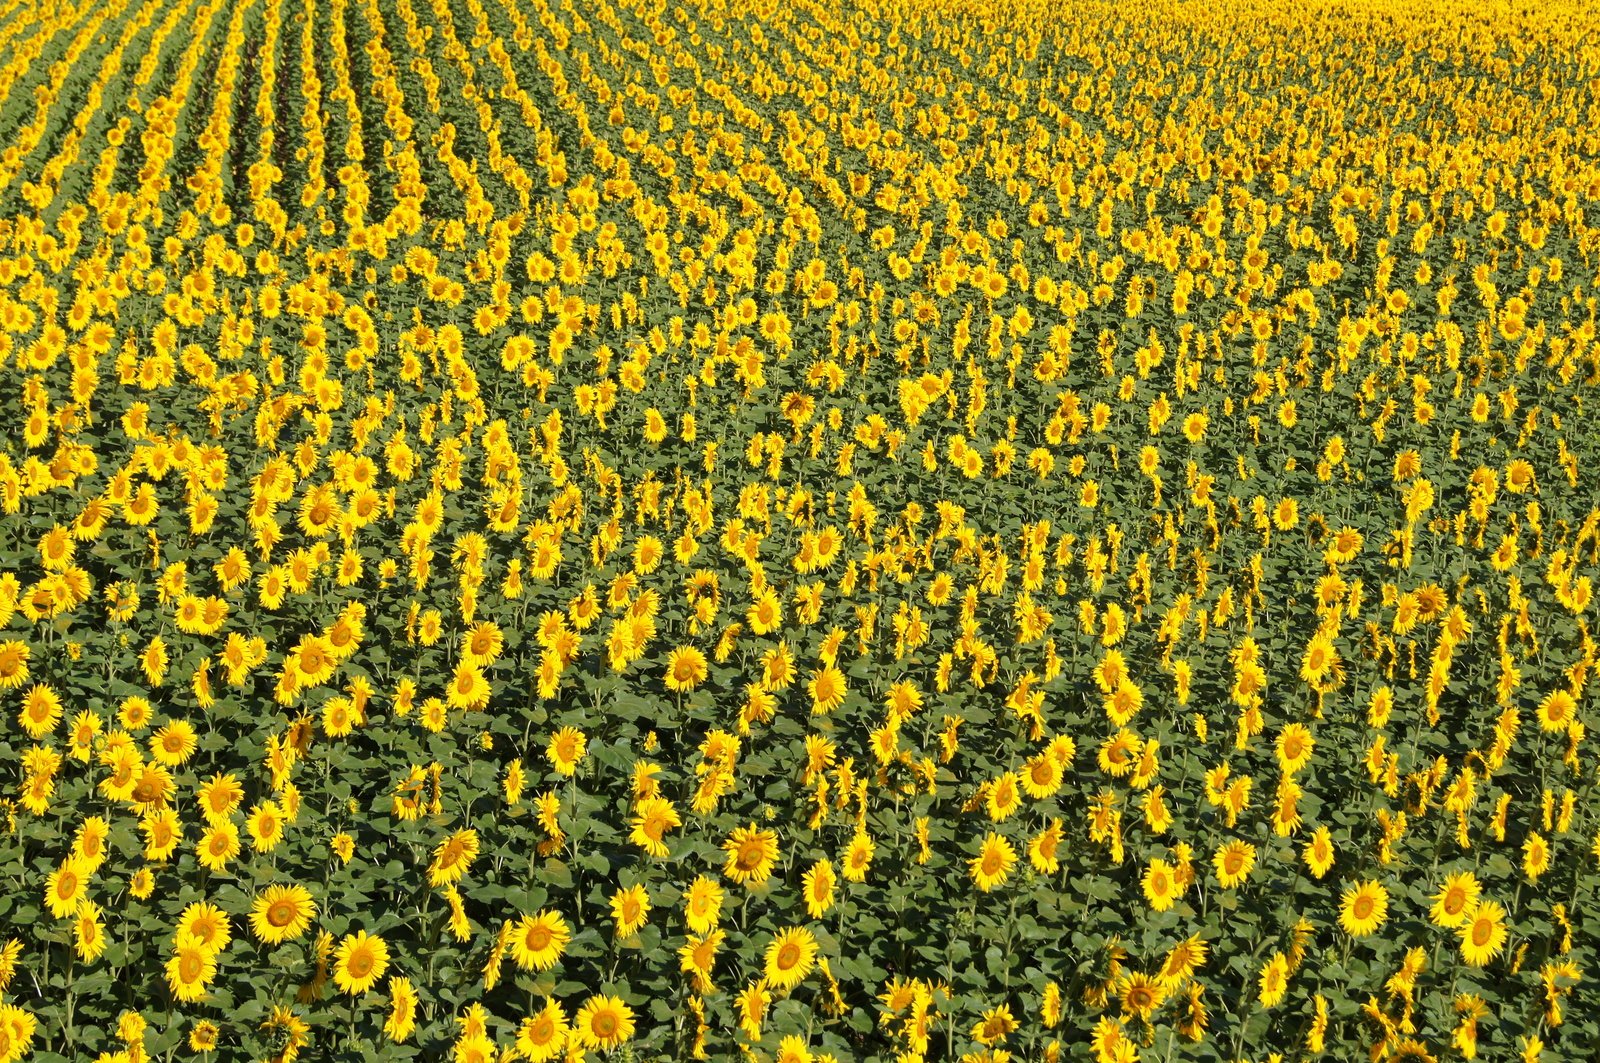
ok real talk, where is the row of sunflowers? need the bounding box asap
[1,0,1599,1059]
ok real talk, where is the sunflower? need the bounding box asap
[1536,690,1575,732]
[1323,526,1365,565]
[629,796,680,857]
[764,926,819,990]
[177,901,232,954]
[1275,723,1314,774]
[775,1035,813,1063]
[384,977,418,1043]
[1028,819,1064,875]
[1098,730,1142,777]
[1258,952,1289,1007]
[428,829,480,887]
[140,808,180,862]
[1303,825,1335,879]
[291,635,337,687]
[196,819,240,870]
[968,832,1017,892]
[251,885,317,945]
[321,697,355,738]
[1157,935,1208,990]
[1118,972,1166,1021]
[1020,751,1063,799]
[722,823,779,887]
[0,998,33,1063]
[0,640,30,690]
[517,999,569,1063]
[188,1020,220,1052]
[747,589,782,635]
[130,762,176,814]
[18,683,62,739]
[664,645,709,692]
[1299,633,1342,690]
[1213,840,1255,889]
[198,773,244,823]
[509,910,571,971]
[119,695,153,731]
[460,620,504,666]
[166,941,218,1002]
[1454,994,1487,1057]
[333,930,389,995]
[45,857,89,919]
[73,903,106,962]
[1459,900,1508,967]
[807,664,847,715]
[985,772,1023,821]
[1523,832,1551,881]
[1430,872,1480,929]
[1339,880,1389,937]
[446,660,489,710]
[842,831,876,882]
[683,875,724,934]
[1388,1039,1438,1063]
[574,995,635,1052]
[756,642,797,692]
[802,859,836,918]
[972,1004,1017,1047]
[610,884,651,938]
[246,801,285,852]
[72,817,110,870]
[678,928,725,994]
[1104,680,1142,726]
[546,726,587,776]
[1142,859,1178,912]
[67,710,101,762]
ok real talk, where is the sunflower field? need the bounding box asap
[1,0,1599,1058]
